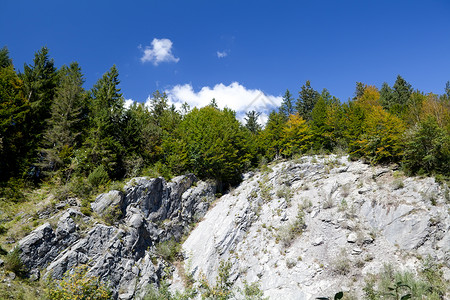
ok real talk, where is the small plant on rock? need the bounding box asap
[4,246,26,276]
[47,265,111,300]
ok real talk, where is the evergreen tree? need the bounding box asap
[81,65,124,178]
[148,90,169,127]
[261,111,286,159]
[279,89,295,119]
[391,75,413,115]
[0,65,30,180]
[445,81,450,100]
[296,80,320,121]
[20,47,57,177]
[244,110,261,134]
[311,95,329,151]
[39,62,86,177]
[353,82,366,101]
[379,82,394,111]
[0,46,12,68]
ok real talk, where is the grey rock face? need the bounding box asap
[19,208,83,271]
[180,155,450,299]
[18,174,215,299]
[16,156,449,299]
[91,190,124,216]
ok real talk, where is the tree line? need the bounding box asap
[1,46,449,198]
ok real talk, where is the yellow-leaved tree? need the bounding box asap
[356,105,406,164]
[281,113,312,157]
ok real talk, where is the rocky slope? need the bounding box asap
[16,155,449,299]
[178,155,449,299]
[18,174,216,299]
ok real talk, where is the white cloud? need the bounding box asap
[217,50,228,58]
[140,38,179,65]
[164,82,282,124]
[124,98,135,109]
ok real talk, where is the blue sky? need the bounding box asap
[2,0,450,120]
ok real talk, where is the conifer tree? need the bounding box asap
[261,111,286,158]
[391,75,413,115]
[353,82,366,100]
[20,47,57,177]
[244,110,261,134]
[296,80,320,121]
[279,89,295,119]
[82,65,124,178]
[0,64,29,180]
[39,62,86,176]
[0,46,12,68]
[379,82,394,111]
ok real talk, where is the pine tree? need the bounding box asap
[39,62,86,176]
[0,46,13,68]
[82,65,124,178]
[353,82,366,101]
[391,75,412,115]
[0,65,30,180]
[379,82,394,111]
[444,81,450,100]
[261,111,286,159]
[20,47,57,177]
[296,80,320,121]
[244,110,261,134]
[279,89,295,119]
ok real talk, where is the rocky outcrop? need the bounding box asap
[18,174,216,299]
[179,155,449,299]
[16,156,449,299]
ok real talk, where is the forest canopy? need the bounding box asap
[1,46,449,199]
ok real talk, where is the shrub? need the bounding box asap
[155,238,181,262]
[87,165,109,187]
[199,260,233,300]
[47,265,111,300]
[102,205,122,225]
[4,246,25,276]
[276,209,305,247]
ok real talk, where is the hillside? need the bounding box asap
[1,155,448,299]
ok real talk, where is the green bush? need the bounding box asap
[4,246,25,276]
[46,265,111,300]
[88,165,109,187]
[155,238,181,262]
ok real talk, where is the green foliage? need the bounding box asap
[354,106,406,164]
[276,208,305,247]
[172,106,250,186]
[21,47,58,179]
[46,265,111,300]
[39,62,86,178]
[296,80,320,121]
[87,165,110,188]
[241,280,268,300]
[244,110,261,134]
[281,113,312,157]
[199,260,233,300]
[4,246,26,276]
[0,65,30,180]
[260,111,286,159]
[0,46,13,68]
[363,263,446,300]
[279,89,295,119]
[155,238,181,262]
[403,116,450,176]
[83,65,125,178]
